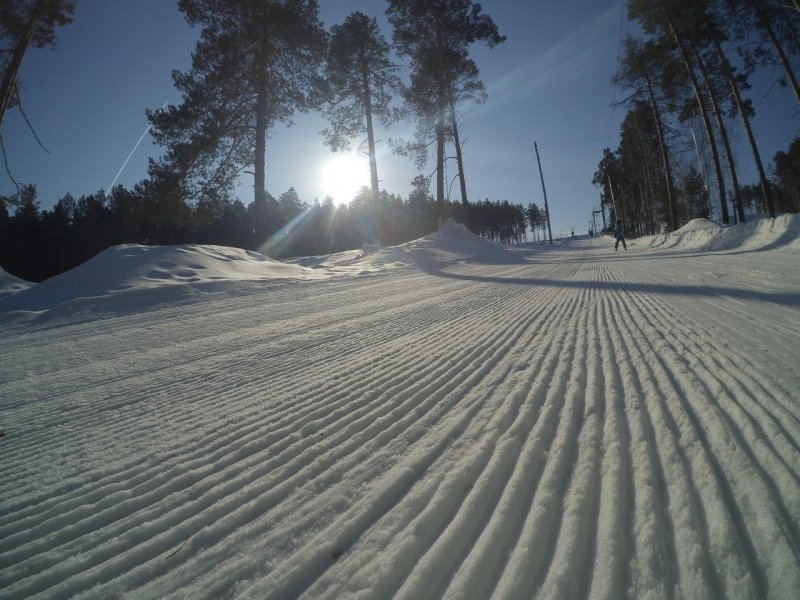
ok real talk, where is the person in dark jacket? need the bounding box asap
[614,219,627,251]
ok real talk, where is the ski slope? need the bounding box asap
[1,217,799,599]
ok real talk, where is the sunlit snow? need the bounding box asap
[1,216,799,599]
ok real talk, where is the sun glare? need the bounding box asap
[321,153,369,204]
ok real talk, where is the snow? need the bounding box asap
[675,217,723,233]
[0,243,325,314]
[0,266,33,300]
[2,216,800,599]
[637,214,800,253]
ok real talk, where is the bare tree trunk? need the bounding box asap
[360,56,380,204]
[637,181,647,233]
[642,161,658,234]
[664,11,730,224]
[0,11,37,128]
[644,74,678,230]
[630,111,648,222]
[436,107,445,210]
[435,27,445,213]
[254,89,267,205]
[712,35,775,217]
[449,98,468,205]
[691,41,746,224]
[710,101,743,223]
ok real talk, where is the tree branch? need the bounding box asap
[15,86,49,153]
[0,132,21,194]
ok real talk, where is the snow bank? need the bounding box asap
[0,266,32,300]
[705,213,800,252]
[289,219,525,274]
[0,220,512,316]
[674,217,723,233]
[392,218,527,267]
[285,247,402,275]
[637,214,800,252]
[0,244,319,314]
[6,215,795,318]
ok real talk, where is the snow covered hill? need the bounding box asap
[1,217,799,599]
[0,266,32,300]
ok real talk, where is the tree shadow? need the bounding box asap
[414,259,800,308]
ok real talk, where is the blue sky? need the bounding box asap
[2,0,797,237]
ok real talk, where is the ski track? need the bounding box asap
[1,236,799,599]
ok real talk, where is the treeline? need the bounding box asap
[593,0,800,236]
[1,1,530,281]
[0,178,533,283]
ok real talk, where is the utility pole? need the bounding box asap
[599,194,607,230]
[606,174,620,220]
[534,141,553,244]
[592,209,602,234]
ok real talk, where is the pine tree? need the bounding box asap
[742,0,800,106]
[322,12,401,204]
[148,0,327,211]
[773,136,800,212]
[628,0,732,224]
[278,186,307,222]
[680,165,711,220]
[616,36,679,230]
[0,0,74,128]
[387,0,504,210]
[447,56,487,205]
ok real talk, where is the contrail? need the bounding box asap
[106,101,168,195]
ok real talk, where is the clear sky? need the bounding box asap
[2,0,797,237]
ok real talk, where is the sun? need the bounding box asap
[321,153,369,204]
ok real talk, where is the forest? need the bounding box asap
[594,0,800,236]
[1,0,799,282]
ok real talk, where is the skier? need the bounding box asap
[614,218,627,251]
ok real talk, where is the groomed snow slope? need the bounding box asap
[1,217,799,599]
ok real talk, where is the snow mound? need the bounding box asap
[0,221,515,317]
[638,214,800,252]
[284,247,404,277]
[392,218,526,267]
[0,244,319,313]
[674,218,723,233]
[289,219,525,274]
[638,218,724,250]
[705,213,800,252]
[0,266,33,300]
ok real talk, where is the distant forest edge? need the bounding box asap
[2,0,800,281]
[0,181,541,283]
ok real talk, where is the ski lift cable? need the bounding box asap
[467,147,536,187]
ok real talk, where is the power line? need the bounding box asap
[468,147,535,188]
[470,156,536,190]
[608,0,626,138]
[536,135,616,148]
[538,148,609,159]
